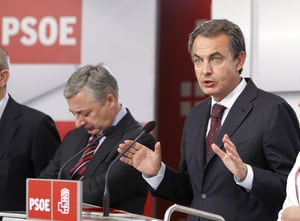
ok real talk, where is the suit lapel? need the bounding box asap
[194,99,211,166]
[0,97,20,157]
[206,78,257,162]
[221,78,256,139]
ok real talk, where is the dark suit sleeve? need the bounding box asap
[250,101,300,203]
[82,160,146,204]
[38,145,63,179]
[31,115,61,176]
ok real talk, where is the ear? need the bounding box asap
[106,93,117,108]
[0,70,9,87]
[235,51,246,73]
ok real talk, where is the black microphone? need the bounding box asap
[57,125,116,180]
[103,120,156,217]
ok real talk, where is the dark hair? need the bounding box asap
[188,19,246,73]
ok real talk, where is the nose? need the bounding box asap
[74,115,86,128]
[202,61,213,75]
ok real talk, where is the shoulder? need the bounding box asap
[244,78,287,104]
[7,101,57,132]
[19,105,57,127]
[186,97,210,119]
[8,96,52,119]
[117,111,156,149]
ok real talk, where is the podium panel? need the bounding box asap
[0,211,162,221]
[0,204,225,221]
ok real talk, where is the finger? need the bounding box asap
[118,140,140,152]
[223,142,243,165]
[154,141,161,154]
[124,150,137,158]
[223,134,235,147]
[211,143,226,158]
[223,142,234,153]
[120,156,133,166]
[118,143,131,153]
[118,140,132,150]
[222,135,237,152]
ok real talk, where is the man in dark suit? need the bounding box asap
[39,64,156,214]
[0,47,61,211]
[118,19,300,220]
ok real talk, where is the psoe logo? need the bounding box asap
[2,16,77,46]
[0,0,82,64]
[58,188,70,215]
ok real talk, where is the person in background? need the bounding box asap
[39,64,156,214]
[118,19,300,221]
[277,101,300,221]
[0,46,61,211]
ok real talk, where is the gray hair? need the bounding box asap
[0,47,10,71]
[188,19,246,73]
[63,63,119,102]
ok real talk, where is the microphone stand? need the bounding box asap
[102,121,156,217]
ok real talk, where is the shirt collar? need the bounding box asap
[211,78,247,110]
[0,93,9,119]
[111,104,127,126]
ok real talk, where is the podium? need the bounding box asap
[0,178,225,221]
[0,210,162,221]
[0,204,225,221]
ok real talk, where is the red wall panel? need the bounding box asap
[155,0,211,220]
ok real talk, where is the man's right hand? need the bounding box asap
[118,141,162,176]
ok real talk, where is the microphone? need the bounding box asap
[57,125,116,180]
[103,120,156,217]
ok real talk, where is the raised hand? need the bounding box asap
[211,134,248,181]
[118,140,162,176]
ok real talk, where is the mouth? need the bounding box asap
[202,80,215,87]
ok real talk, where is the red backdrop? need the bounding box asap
[155,0,211,220]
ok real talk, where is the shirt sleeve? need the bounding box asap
[142,162,166,190]
[234,164,254,191]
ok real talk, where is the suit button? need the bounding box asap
[201,194,207,199]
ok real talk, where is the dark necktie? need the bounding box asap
[206,103,226,159]
[70,135,98,180]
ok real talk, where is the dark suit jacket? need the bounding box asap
[39,110,156,214]
[0,95,60,211]
[153,78,300,221]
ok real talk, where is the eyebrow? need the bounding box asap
[193,51,223,60]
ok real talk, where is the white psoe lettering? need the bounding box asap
[2,16,77,46]
[29,198,51,212]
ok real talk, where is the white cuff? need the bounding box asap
[142,162,166,190]
[234,164,253,191]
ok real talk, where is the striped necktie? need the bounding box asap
[70,135,98,180]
